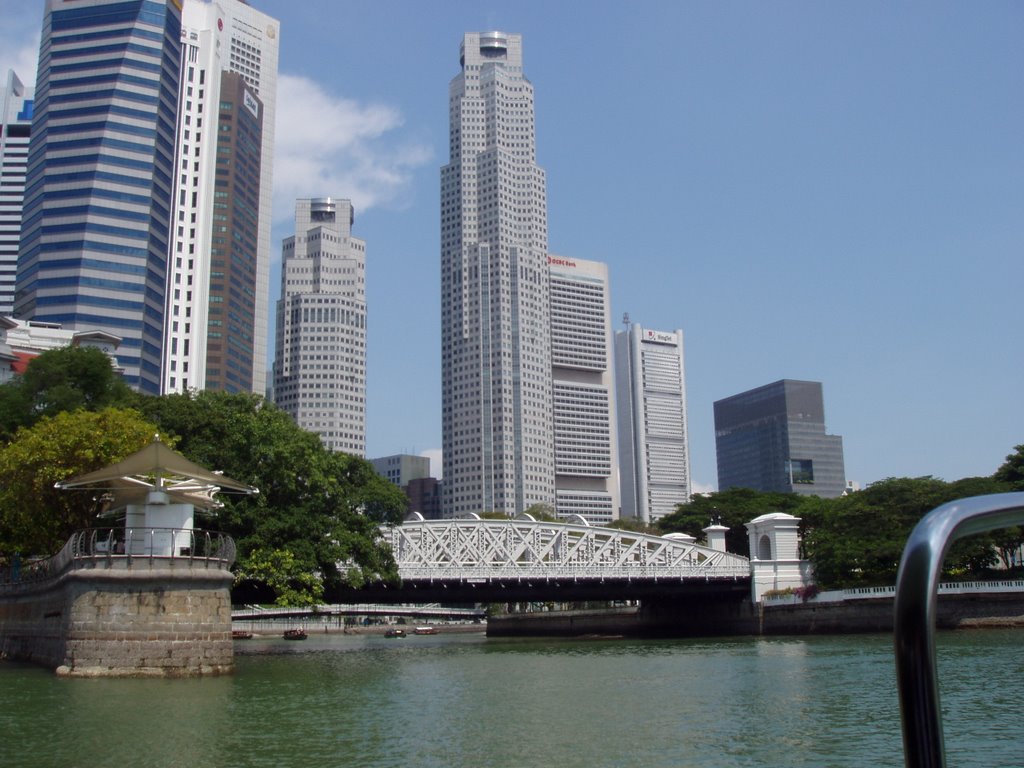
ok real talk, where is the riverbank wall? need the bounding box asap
[0,561,235,677]
[487,587,1024,638]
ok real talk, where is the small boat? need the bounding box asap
[413,626,437,635]
[384,628,406,638]
[231,630,254,640]
[283,628,307,640]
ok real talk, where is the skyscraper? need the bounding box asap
[615,324,692,523]
[714,379,846,498]
[549,255,619,523]
[273,198,366,455]
[202,71,262,393]
[15,0,183,394]
[162,0,278,395]
[441,32,554,517]
[0,71,33,316]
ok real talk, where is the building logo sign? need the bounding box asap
[547,256,577,268]
[243,89,259,119]
[645,330,678,345]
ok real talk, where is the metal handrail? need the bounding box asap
[894,492,1024,768]
[0,527,236,589]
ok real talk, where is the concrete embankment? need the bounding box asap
[487,592,1024,638]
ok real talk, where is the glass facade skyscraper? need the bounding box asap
[15,0,182,395]
[162,0,279,396]
[714,379,846,498]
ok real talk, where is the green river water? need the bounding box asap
[1,629,1020,767]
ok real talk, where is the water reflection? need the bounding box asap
[0,631,1019,767]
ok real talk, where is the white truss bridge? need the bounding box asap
[382,518,751,584]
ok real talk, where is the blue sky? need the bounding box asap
[3,1,1022,493]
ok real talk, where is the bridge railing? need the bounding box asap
[397,564,751,581]
[0,527,236,590]
[762,579,1024,605]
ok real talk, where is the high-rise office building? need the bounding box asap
[441,31,554,517]
[162,0,278,395]
[15,0,183,395]
[549,255,619,523]
[615,324,692,523]
[0,71,33,316]
[273,198,366,455]
[714,379,846,498]
[370,454,431,488]
[202,71,261,392]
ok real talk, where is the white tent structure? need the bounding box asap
[55,436,258,557]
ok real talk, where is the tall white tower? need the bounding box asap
[162,0,279,395]
[615,323,692,523]
[549,255,620,523]
[0,71,32,316]
[441,32,554,517]
[273,198,366,456]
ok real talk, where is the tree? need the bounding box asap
[800,476,1012,589]
[234,548,324,607]
[946,475,1019,570]
[0,346,135,441]
[521,503,557,521]
[0,408,158,557]
[137,390,402,601]
[604,517,660,535]
[658,488,816,557]
[994,445,1024,490]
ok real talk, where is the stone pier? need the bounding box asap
[0,544,235,677]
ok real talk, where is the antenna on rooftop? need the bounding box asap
[622,312,631,328]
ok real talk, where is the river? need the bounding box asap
[0,628,1019,767]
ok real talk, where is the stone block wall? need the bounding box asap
[0,564,235,677]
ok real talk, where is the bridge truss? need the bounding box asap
[383,518,750,584]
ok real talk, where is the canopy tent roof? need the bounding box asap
[55,435,258,511]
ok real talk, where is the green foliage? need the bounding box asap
[137,390,402,595]
[994,445,1024,490]
[0,346,135,440]
[604,517,660,535]
[0,408,158,557]
[234,548,324,607]
[658,488,817,557]
[521,503,557,521]
[801,476,1012,588]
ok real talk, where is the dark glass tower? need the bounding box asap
[15,0,182,394]
[203,71,262,394]
[714,379,846,498]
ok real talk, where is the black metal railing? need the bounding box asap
[0,527,236,588]
[894,491,1024,768]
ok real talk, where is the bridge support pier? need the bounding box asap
[487,593,759,639]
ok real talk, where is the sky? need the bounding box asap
[2,1,1022,494]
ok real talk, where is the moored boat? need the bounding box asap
[232,630,254,640]
[283,628,307,640]
[413,626,437,635]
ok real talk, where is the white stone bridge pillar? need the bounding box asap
[745,513,814,602]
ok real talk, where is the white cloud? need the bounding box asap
[691,481,717,496]
[272,73,432,224]
[0,8,41,88]
[419,448,443,479]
